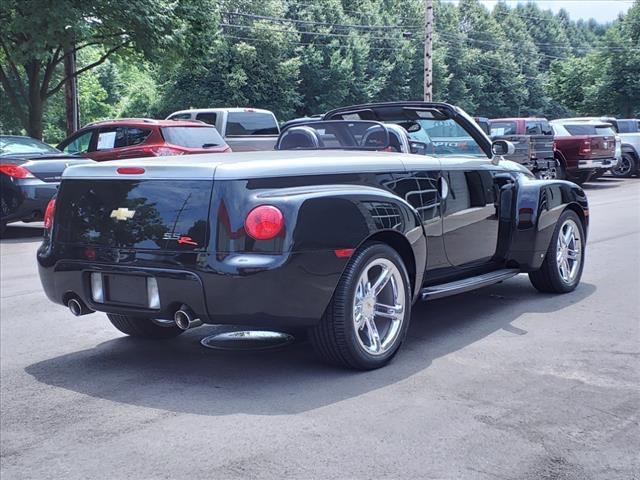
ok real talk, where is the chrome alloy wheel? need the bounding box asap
[612,156,633,177]
[352,258,406,356]
[556,219,582,284]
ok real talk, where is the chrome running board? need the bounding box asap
[420,268,520,301]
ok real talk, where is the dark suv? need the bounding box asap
[57,119,231,161]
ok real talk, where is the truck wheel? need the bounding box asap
[555,158,567,180]
[309,242,411,370]
[529,210,585,294]
[107,313,184,339]
[611,153,636,178]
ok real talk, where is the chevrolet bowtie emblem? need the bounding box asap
[110,208,135,221]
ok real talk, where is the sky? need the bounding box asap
[444,0,634,23]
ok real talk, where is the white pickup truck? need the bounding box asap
[166,108,280,152]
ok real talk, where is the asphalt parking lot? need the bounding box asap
[1,177,638,480]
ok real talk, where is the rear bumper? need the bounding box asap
[37,249,346,328]
[578,158,618,169]
[525,159,556,171]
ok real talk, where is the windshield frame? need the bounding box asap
[323,102,493,159]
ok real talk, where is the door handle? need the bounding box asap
[438,176,449,200]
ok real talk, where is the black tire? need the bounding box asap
[555,157,567,180]
[529,210,585,294]
[611,153,636,178]
[107,313,185,339]
[589,169,605,180]
[308,242,411,370]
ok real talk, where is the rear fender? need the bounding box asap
[205,182,426,324]
[264,184,426,294]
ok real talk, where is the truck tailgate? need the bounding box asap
[529,135,555,160]
[589,135,616,159]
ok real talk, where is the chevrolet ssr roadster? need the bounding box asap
[37,102,588,370]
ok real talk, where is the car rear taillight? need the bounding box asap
[0,163,35,179]
[153,146,185,156]
[244,205,284,240]
[44,198,56,230]
[579,139,591,155]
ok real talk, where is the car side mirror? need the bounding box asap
[409,141,428,155]
[491,140,515,157]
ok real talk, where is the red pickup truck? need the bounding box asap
[550,121,617,184]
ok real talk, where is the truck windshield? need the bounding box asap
[226,112,279,136]
[161,126,225,148]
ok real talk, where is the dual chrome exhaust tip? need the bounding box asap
[67,297,93,316]
[67,296,201,330]
[174,305,202,330]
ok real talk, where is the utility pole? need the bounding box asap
[63,46,80,136]
[424,0,434,101]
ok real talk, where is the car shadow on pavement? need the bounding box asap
[582,178,629,190]
[0,224,44,243]
[25,276,596,417]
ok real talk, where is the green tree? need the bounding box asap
[0,0,213,139]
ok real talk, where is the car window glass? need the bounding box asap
[62,130,93,154]
[595,126,615,136]
[416,118,485,158]
[127,128,151,146]
[96,128,127,150]
[168,113,192,120]
[160,126,226,148]
[0,136,60,156]
[617,121,632,134]
[195,112,217,125]
[525,121,542,134]
[539,121,553,135]
[489,121,517,136]
[226,112,279,136]
[563,125,593,135]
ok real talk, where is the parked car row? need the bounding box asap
[2,106,638,233]
[484,116,639,183]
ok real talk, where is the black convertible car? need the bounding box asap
[37,102,588,370]
[1,135,93,233]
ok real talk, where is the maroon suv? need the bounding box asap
[57,119,231,161]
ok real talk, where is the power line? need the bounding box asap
[223,12,422,31]
[435,30,637,55]
[219,23,417,43]
[218,33,414,52]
